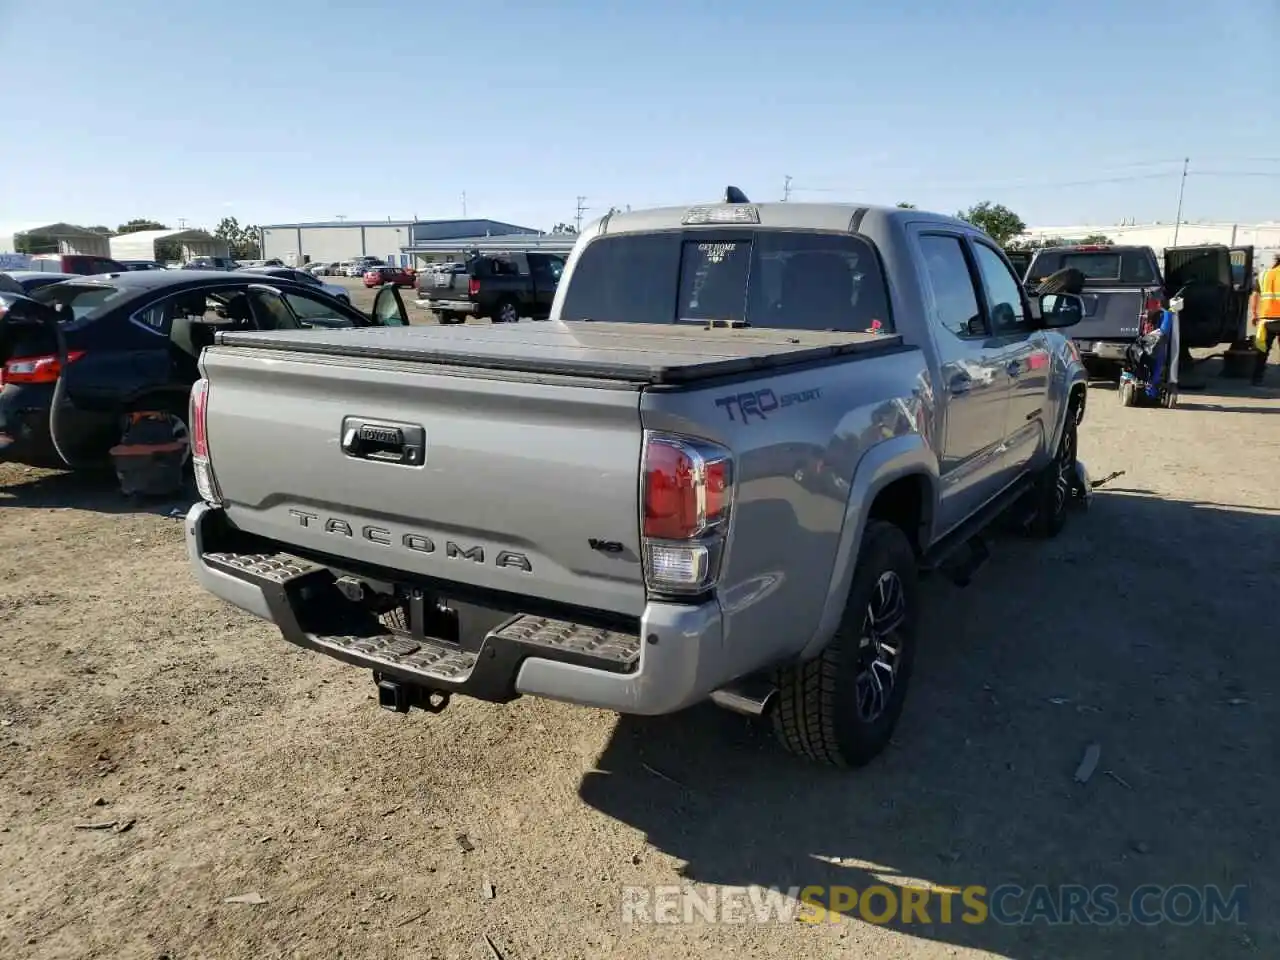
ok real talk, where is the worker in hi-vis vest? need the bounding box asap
[1252,254,1280,385]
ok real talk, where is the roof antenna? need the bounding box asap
[724,185,750,204]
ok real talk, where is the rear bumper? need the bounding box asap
[0,383,117,469]
[0,384,63,468]
[1075,339,1130,361]
[185,502,727,715]
[420,298,476,314]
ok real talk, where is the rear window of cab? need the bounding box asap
[558,230,893,334]
[1027,249,1158,285]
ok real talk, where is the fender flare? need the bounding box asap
[799,433,939,661]
[1047,374,1088,456]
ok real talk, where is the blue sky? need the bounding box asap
[2,0,1277,233]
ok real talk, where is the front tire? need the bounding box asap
[772,520,919,768]
[1027,405,1077,539]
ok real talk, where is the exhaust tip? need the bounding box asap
[710,681,777,718]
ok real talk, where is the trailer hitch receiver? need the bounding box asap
[375,676,451,714]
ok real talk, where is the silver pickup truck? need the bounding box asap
[184,193,1090,768]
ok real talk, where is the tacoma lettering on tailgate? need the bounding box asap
[287,509,533,572]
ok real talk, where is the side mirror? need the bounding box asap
[1039,293,1084,329]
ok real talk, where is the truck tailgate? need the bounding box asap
[1070,286,1150,343]
[200,346,647,617]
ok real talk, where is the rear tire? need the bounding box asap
[492,299,520,324]
[772,521,919,768]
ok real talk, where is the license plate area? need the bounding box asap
[393,586,514,653]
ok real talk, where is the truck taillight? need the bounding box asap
[641,433,734,597]
[2,350,85,385]
[190,378,222,505]
[468,277,480,297]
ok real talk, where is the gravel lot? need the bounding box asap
[1,340,1278,959]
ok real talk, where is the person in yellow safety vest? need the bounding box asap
[1252,253,1280,385]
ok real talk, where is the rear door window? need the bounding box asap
[559,230,891,333]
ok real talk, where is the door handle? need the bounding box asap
[340,417,426,466]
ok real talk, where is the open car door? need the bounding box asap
[1229,246,1255,344]
[371,283,410,326]
[0,291,110,468]
[1162,244,1236,348]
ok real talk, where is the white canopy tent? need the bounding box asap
[0,222,112,257]
[109,229,229,263]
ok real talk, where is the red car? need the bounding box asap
[363,265,415,288]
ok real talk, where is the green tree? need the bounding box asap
[116,219,168,234]
[896,201,916,209]
[550,222,577,235]
[214,216,262,259]
[957,202,1026,246]
[14,233,59,255]
[1079,233,1112,245]
[87,225,114,235]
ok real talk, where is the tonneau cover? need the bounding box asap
[214,321,906,385]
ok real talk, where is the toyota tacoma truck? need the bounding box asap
[184,191,1089,768]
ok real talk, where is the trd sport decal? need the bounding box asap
[715,387,822,423]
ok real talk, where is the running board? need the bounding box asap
[921,475,1033,579]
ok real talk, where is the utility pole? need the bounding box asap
[783,175,792,202]
[461,192,467,217]
[1172,157,1189,245]
[575,195,588,232]
[177,217,188,230]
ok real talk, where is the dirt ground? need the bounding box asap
[2,344,1278,960]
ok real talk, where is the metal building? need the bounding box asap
[109,229,229,264]
[0,222,112,257]
[258,218,545,268]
